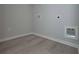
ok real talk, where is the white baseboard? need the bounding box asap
[0,33,33,42]
[33,33,79,48]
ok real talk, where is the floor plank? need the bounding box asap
[0,35,78,54]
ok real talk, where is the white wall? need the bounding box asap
[32,4,79,44]
[0,4,33,39]
[0,4,79,45]
[0,5,4,39]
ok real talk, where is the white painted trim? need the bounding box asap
[0,33,33,42]
[33,33,79,48]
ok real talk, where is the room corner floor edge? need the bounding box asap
[0,32,79,48]
[0,32,78,53]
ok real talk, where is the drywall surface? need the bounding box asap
[0,5,4,39]
[32,4,79,44]
[0,4,79,45]
[0,5,33,39]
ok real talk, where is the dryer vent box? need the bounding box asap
[65,26,78,40]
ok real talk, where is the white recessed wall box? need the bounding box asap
[65,26,79,40]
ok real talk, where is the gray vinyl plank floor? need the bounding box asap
[0,35,78,54]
